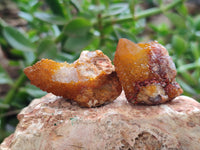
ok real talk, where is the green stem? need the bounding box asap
[0,73,26,129]
[0,109,21,118]
[3,73,26,104]
[103,0,183,26]
[98,13,105,47]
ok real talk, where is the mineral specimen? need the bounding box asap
[24,50,122,107]
[114,38,183,104]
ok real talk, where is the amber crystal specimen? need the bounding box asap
[114,38,183,105]
[24,50,122,107]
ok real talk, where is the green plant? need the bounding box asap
[1,0,199,143]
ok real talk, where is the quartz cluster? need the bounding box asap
[114,38,183,104]
[24,39,183,106]
[24,50,122,107]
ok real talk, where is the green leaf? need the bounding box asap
[88,4,105,14]
[10,49,35,65]
[149,23,170,36]
[2,26,35,52]
[0,65,13,85]
[186,16,195,28]
[177,59,197,86]
[55,52,76,63]
[34,12,68,25]
[44,0,68,18]
[113,26,137,42]
[9,60,20,66]
[10,49,24,57]
[165,12,186,28]
[37,38,58,59]
[172,35,187,56]
[190,42,200,60]
[22,84,47,98]
[24,51,36,65]
[195,15,200,31]
[177,62,199,73]
[176,3,188,16]
[0,18,7,27]
[177,78,197,95]
[64,18,92,37]
[106,3,128,16]
[18,11,33,22]
[70,0,83,13]
[63,33,93,52]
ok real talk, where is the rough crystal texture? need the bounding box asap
[1,93,200,150]
[114,38,183,104]
[24,50,122,107]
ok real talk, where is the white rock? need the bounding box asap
[1,92,200,150]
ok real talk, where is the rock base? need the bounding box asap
[1,92,200,150]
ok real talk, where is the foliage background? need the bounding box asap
[0,0,200,143]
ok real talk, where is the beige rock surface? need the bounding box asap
[1,92,200,150]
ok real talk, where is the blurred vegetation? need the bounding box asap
[0,0,200,143]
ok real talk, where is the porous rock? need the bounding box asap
[1,92,200,150]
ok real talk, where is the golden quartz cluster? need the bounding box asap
[24,38,183,107]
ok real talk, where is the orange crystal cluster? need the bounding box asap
[114,38,183,104]
[24,50,122,107]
